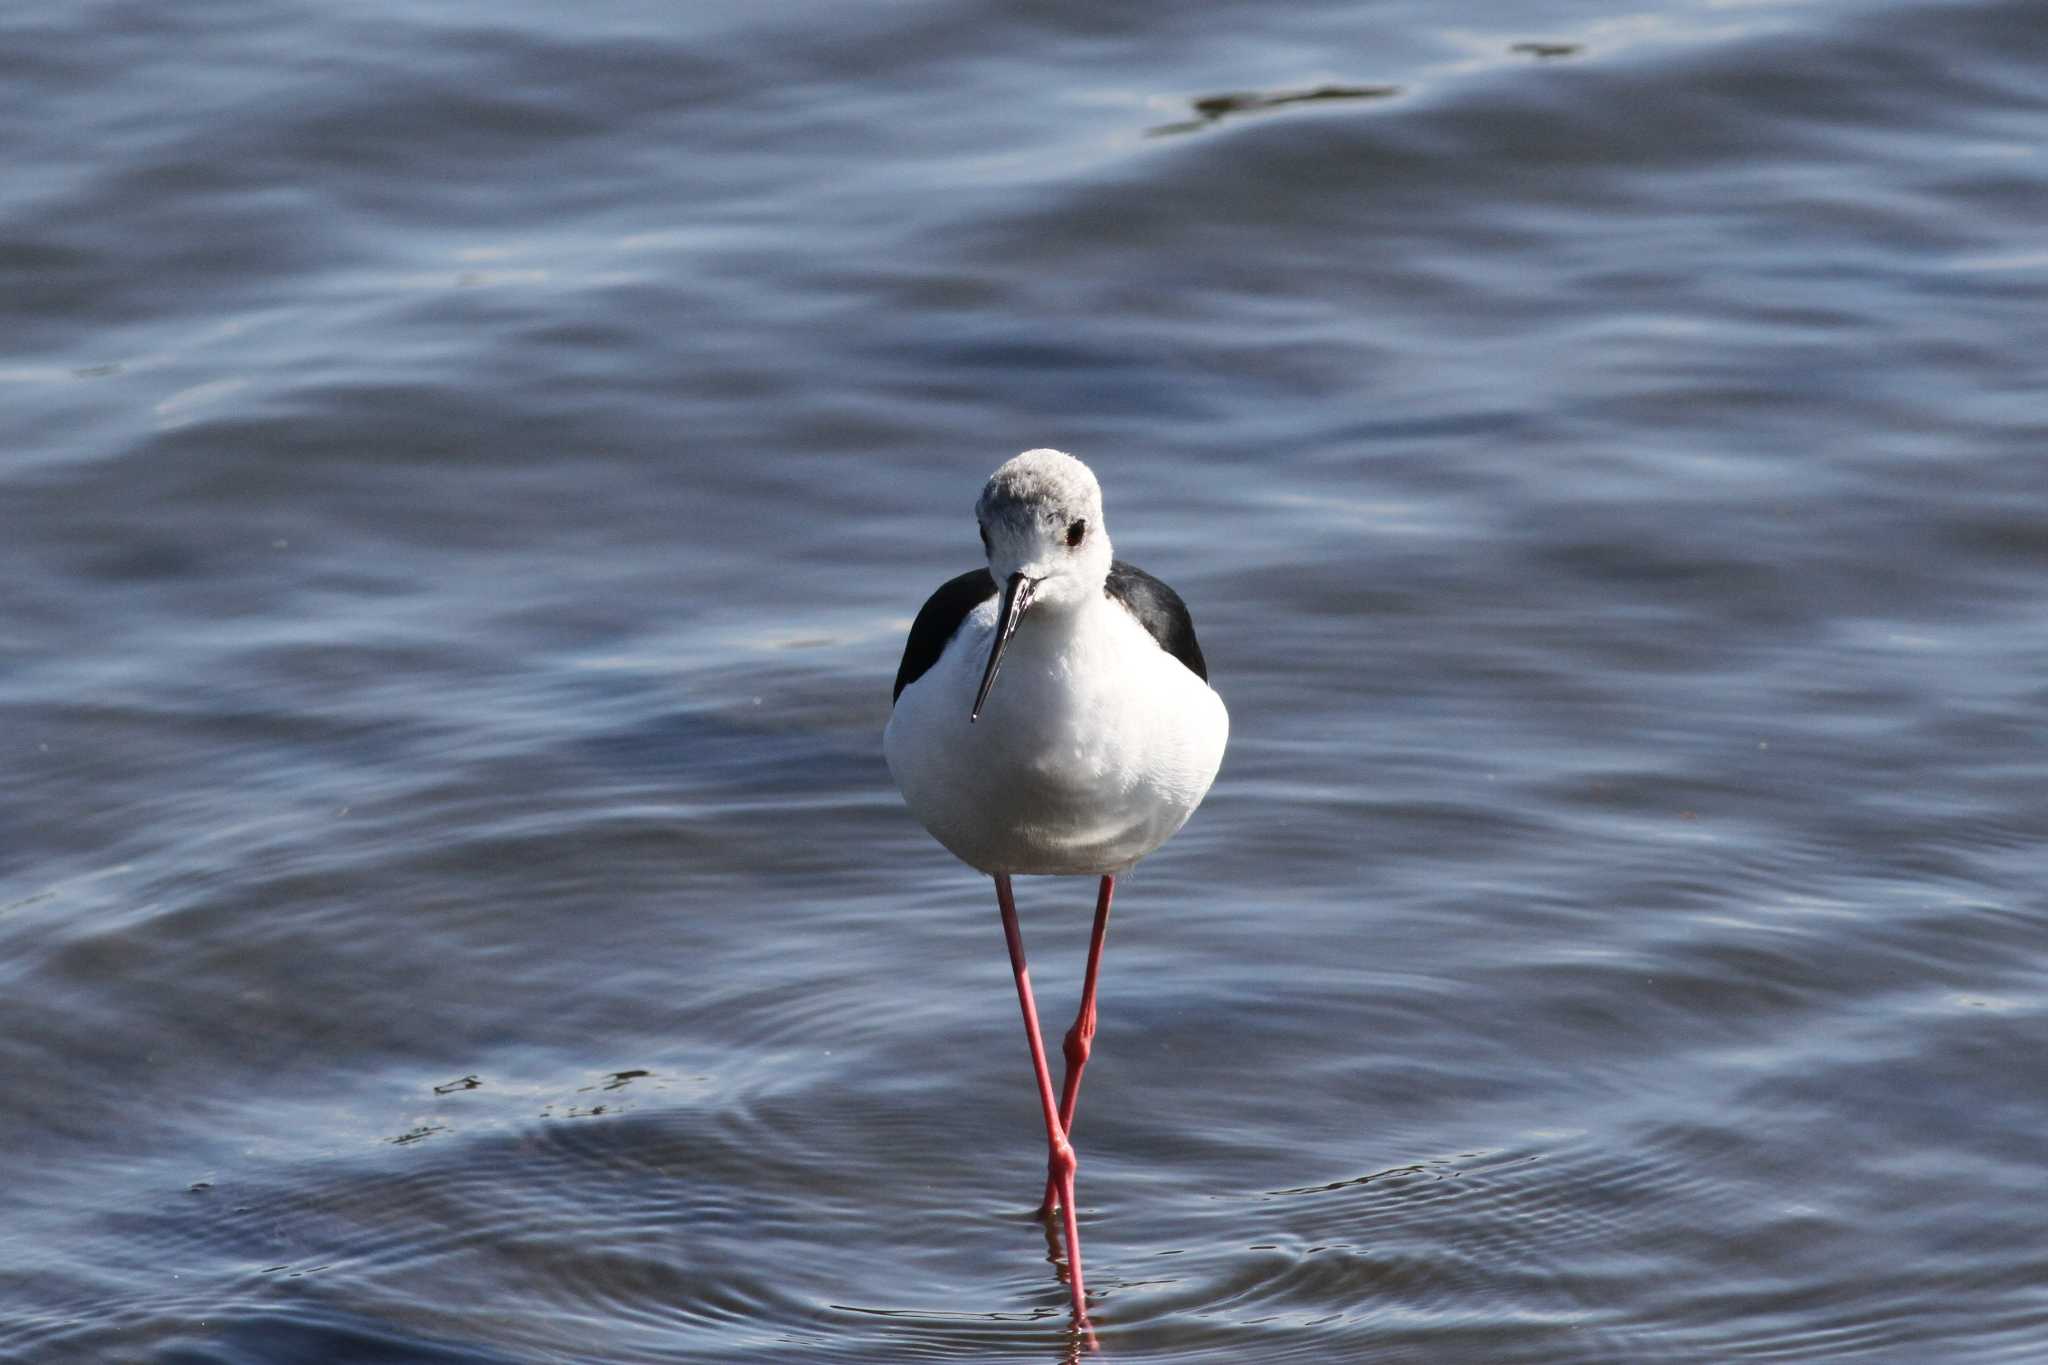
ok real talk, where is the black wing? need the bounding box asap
[1106,560,1209,681]
[892,568,998,702]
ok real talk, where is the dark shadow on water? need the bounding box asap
[1260,1157,1464,1199]
[1151,83,1400,136]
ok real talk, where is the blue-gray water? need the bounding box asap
[5,1,2045,1361]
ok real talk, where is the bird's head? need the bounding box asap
[969,448,1112,719]
[975,448,1112,610]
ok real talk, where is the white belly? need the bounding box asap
[884,597,1228,876]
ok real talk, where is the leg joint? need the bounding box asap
[1049,1136,1078,1182]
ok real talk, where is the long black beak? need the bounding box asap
[971,572,1036,721]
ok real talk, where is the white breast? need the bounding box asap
[884,594,1228,876]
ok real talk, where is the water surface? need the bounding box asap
[4,0,2046,1360]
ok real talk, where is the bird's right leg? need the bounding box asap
[996,874,1088,1323]
[1039,873,1114,1217]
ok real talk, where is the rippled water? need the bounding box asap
[5,0,2046,1360]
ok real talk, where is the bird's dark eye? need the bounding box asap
[1065,519,1086,548]
[979,524,991,553]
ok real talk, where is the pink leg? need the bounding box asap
[995,875,1089,1324]
[1039,874,1115,1216]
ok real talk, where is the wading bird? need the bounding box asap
[884,448,1228,1324]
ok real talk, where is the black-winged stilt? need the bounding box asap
[884,448,1229,1326]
